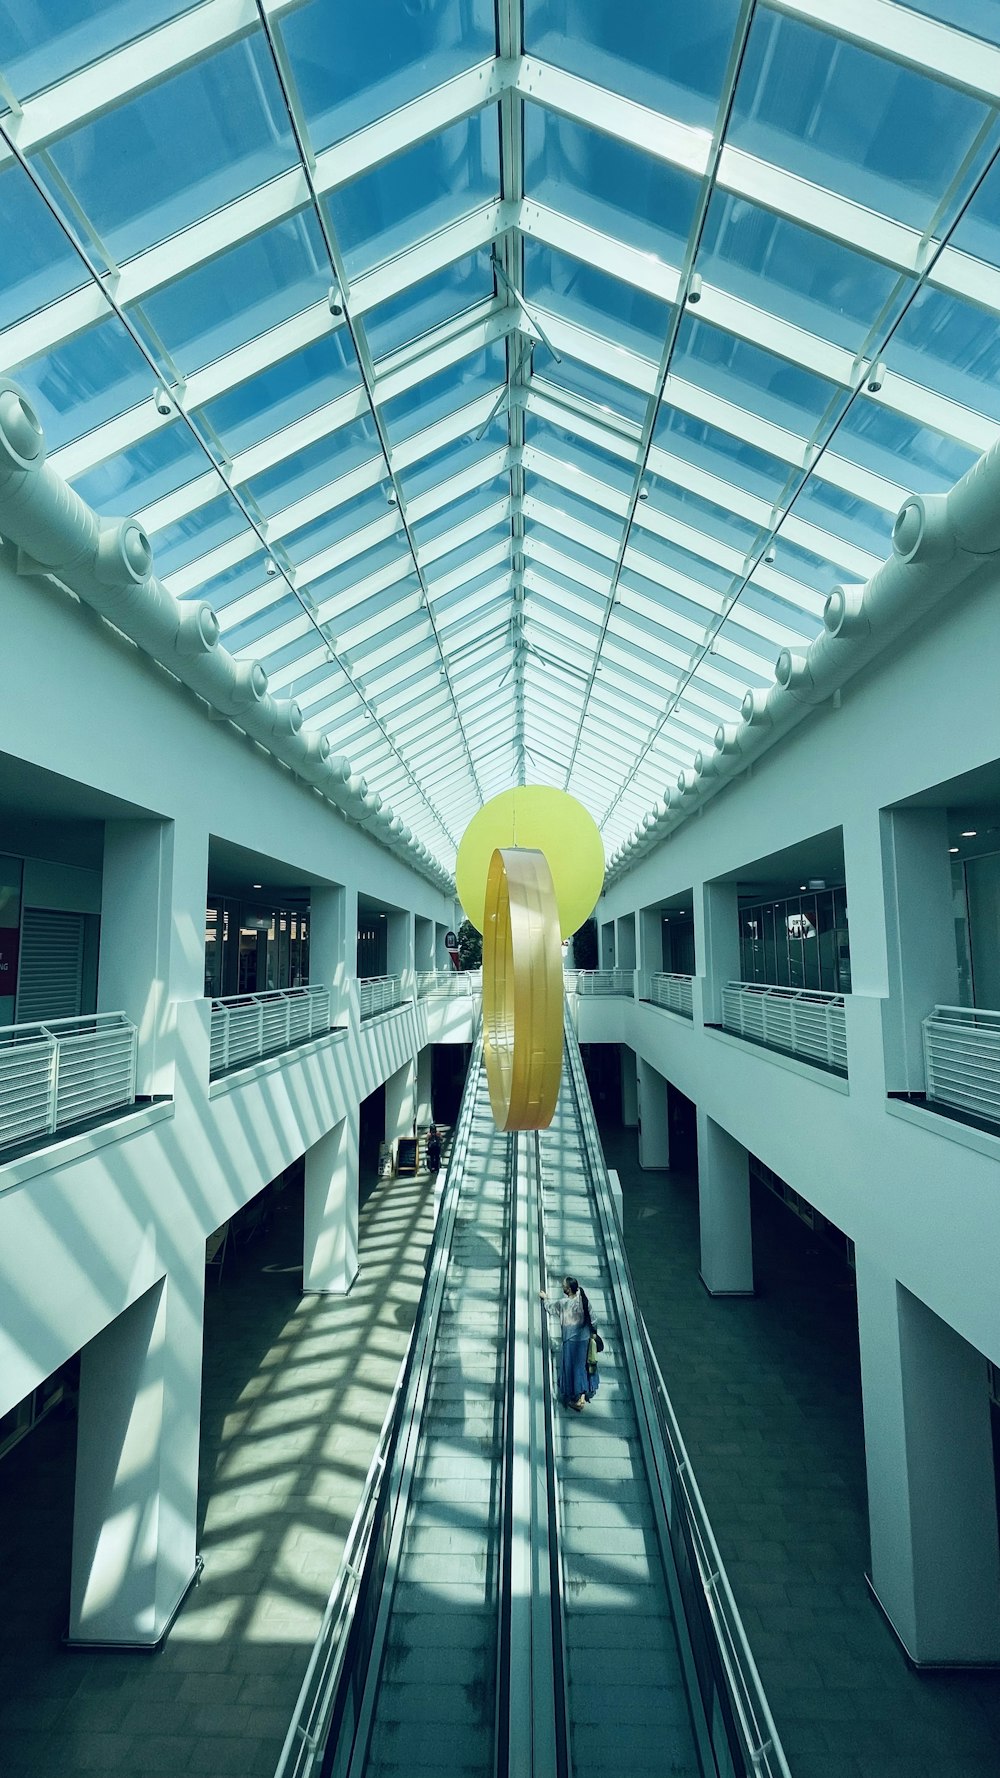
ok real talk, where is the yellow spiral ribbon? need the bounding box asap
[483,845,564,1131]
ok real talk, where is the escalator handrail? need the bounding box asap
[532,1129,572,1778]
[562,1019,791,1778]
[274,1032,486,1778]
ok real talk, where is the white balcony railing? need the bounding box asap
[0,1012,138,1154]
[924,1005,1000,1126]
[564,968,636,996]
[645,972,694,1018]
[358,974,405,1020]
[209,985,331,1077]
[721,982,848,1075]
[416,969,481,998]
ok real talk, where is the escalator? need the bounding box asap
[278,1026,788,1778]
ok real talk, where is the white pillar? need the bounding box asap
[621,1047,638,1128]
[616,913,637,971]
[388,910,414,1001]
[856,1257,1000,1664]
[310,883,348,1028]
[637,1057,669,1168]
[385,1057,416,1149]
[303,1110,359,1294]
[696,879,741,1026]
[639,908,661,990]
[697,1112,753,1296]
[69,1271,203,1646]
[416,1044,433,1127]
[876,808,960,1092]
[98,817,208,1095]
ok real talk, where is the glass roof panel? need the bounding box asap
[698,190,912,353]
[281,0,496,149]
[198,335,362,455]
[150,494,250,579]
[0,0,198,96]
[524,105,698,262]
[523,240,673,360]
[8,0,1000,872]
[524,417,635,493]
[70,424,207,516]
[327,109,501,280]
[381,339,506,442]
[244,417,381,516]
[0,163,89,330]
[133,213,329,374]
[366,253,494,361]
[728,11,992,231]
[523,0,738,128]
[397,424,508,501]
[890,284,1000,423]
[670,315,844,435]
[40,38,298,263]
[14,315,152,449]
[537,353,649,425]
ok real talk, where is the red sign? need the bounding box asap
[0,926,19,992]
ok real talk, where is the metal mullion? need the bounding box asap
[418,497,511,567]
[250,2,487,809]
[349,198,517,314]
[521,541,611,599]
[772,0,1000,103]
[520,494,618,562]
[428,538,510,602]
[406,448,513,526]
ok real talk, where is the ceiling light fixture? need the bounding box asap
[961,830,977,837]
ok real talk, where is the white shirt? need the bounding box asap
[554,1291,586,1329]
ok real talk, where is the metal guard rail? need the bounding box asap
[358,974,404,1020]
[562,1016,791,1778]
[274,1034,486,1778]
[0,1011,137,1153]
[415,969,481,998]
[564,968,636,996]
[645,972,694,1018]
[722,981,848,1075]
[210,985,331,1076]
[923,1003,1000,1124]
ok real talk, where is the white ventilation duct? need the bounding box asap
[0,380,452,892]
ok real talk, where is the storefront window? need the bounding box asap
[740,885,850,993]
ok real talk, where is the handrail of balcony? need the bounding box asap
[209,984,331,1077]
[721,981,848,1075]
[415,969,482,998]
[358,973,405,1020]
[643,971,695,1018]
[923,1004,1000,1126]
[564,968,636,996]
[0,1011,138,1155]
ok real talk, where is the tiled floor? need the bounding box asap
[0,1161,437,1778]
[608,1121,1000,1778]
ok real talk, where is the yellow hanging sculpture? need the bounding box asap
[456,787,604,1131]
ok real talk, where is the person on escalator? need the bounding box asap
[540,1275,600,1411]
[425,1126,441,1174]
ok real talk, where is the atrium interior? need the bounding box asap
[3,3,1000,1776]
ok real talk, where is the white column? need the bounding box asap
[697,1112,753,1296]
[387,910,414,1000]
[69,1270,203,1646]
[696,879,741,1026]
[309,883,348,1028]
[639,908,661,992]
[621,1047,639,1128]
[856,1256,1000,1664]
[303,1110,359,1294]
[98,817,208,1095]
[637,1057,669,1168]
[385,1056,416,1151]
[876,808,960,1092]
[616,913,637,971]
[416,1044,433,1127]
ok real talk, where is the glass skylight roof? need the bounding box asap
[3,0,1000,870]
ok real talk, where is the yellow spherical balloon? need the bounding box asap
[456,787,604,939]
